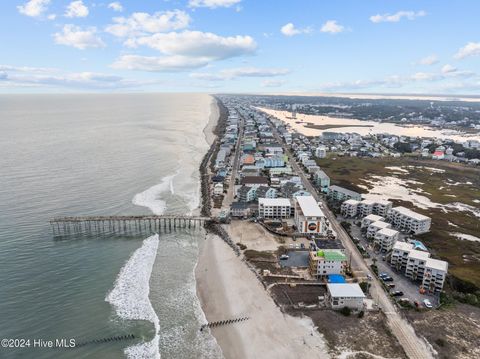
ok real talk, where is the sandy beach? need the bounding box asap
[195,234,330,359]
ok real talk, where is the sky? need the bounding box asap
[1,0,480,94]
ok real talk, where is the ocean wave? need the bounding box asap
[132,172,178,215]
[106,234,161,359]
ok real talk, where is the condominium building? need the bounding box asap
[328,185,362,202]
[341,199,360,218]
[314,170,331,193]
[361,214,384,228]
[358,199,375,217]
[405,250,432,281]
[373,227,400,252]
[309,250,347,278]
[258,198,292,219]
[390,241,448,293]
[294,195,327,235]
[372,200,393,217]
[315,145,327,158]
[422,259,448,293]
[366,221,392,239]
[390,241,415,270]
[387,206,431,234]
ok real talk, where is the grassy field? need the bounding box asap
[317,155,480,288]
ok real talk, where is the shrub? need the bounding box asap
[357,311,364,318]
[339,306,351,316]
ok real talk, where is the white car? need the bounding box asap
[423,299,433,308]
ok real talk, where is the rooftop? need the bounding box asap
[258,198,291,206]
[364,214,384,222]
[295,195,324,217]
[393,241,414,252]
[426,258,449,272]
[317,250,347,261]
[329,185,360,197]
[343,199,360,205]
[376,227,399,236]
[391,206,430,221]
[369,221,391,229]
[241,176,269,185]
[408,250,431,261]
[327,283,365,298]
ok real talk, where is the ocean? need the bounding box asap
[0,93,223,358]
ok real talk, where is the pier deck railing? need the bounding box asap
[49,215,213,236]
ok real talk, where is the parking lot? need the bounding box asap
[279,250,309,268]
[345,218,440,308]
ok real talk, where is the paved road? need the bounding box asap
[267,117,434,359]
[224,110,244,207]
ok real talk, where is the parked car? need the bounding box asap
[386,283,396,289]
[392,291,404,297]
[379,273,388,277]
[382,276,394,282]
[423,299,433,308]
[399,298,410,304]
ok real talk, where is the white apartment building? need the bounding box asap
[405,250,432,281]
[294,195,327,235]
[358,200,375,217]
[390,242,448,293]
[315,145,327,158]
[387,206,431,234]
[372,200,393,217]
[309,250,347,278]
[390,241,415,270]
[326,283,365,310]
[374,227,399,252]
[367,221,391,238]
[258,198,292,219]
[341,199,360,218]
[422,259,448,293]
[361,214,384,229]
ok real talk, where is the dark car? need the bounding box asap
[392,291,404,297]
[386,283,396,289]
[382,276,394,282]
[414,301,420,308]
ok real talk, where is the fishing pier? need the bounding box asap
[50,215,212,236]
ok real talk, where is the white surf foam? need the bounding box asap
[106,234,161,359]
[132,172,178,215]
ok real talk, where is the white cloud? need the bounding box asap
[108,2,123,12]
[370,10,426,23]
[127,31,256,60]
[105,10,190,37]
[280,23,311,37]
[418,54,438,65]
[188,0,241,9]
[111,55,210,72]
[54,25,105,50]
[190,67,290,80]
[261,79,285,87]
[411,72,443,81]
[454,42,480,60]
[47,14,56,20]
[65,1,89,18]
[441,64,457,74]
[0,64,157,89]
[17,0,50,18]
[320,20,345,34]
[440,64,475,78]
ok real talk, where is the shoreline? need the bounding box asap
[195,97,330,359]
